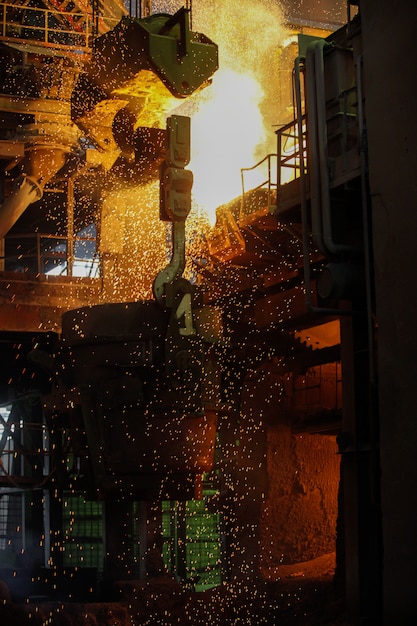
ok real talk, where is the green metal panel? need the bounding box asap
[162,488,221,591]
[62,493,103,572]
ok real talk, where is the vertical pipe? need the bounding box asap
[294,53,346,316]
[305,42,326,256]
[314,40,334,254]
[313,40,352,255]
[294,56,315,311]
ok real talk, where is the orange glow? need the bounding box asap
[172,0,287,225]
[295,320,341,348]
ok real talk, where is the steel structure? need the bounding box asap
[0,1,416,625]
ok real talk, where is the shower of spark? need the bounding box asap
[99,181,167,301]
[178,0,287,225]
[188,69,266,223]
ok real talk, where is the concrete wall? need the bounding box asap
[223,371,340,578]
[261,425,339,568]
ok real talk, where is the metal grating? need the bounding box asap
[162,490,221,591]
[62,493,103,572]
[0,493,24,558]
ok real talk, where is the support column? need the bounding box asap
[339,304,382,624]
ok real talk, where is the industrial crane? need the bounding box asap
[0,2,221,593]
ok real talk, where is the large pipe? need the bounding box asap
[307,39,352,256]
[305,41,326,256]
[0,145,67,238]
[294,55,316,312]
[294,54,350,317]
[314,40,347,255]
[0,175,42,239]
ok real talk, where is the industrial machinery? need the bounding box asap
[201,3,381,622]
[0,0,347,606]
[55,114,222,502]
[0,0,221,598]
[1,1,416,625]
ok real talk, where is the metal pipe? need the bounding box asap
[0,143,68,238]
[313,39,352,255]
[305,42,327,256]
[294,56,316,312]
[294,54,350,317]
[0,175,42,239]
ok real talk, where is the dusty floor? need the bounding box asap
[0,554,347,625]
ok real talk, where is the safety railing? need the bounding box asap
[240,153,278,218]
[276,116,307,187]
[1,232,100,278]
[0,2,93,51]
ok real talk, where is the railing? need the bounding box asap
[276,116,307,187]
[240,153,278,218]
[0,2,93,51]
[2,232,100,278]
